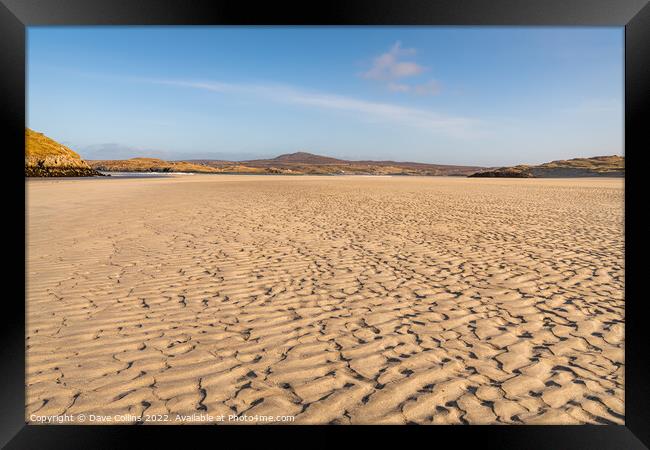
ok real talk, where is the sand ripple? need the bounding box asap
[26,176,624,424]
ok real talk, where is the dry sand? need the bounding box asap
[26,175,624,424]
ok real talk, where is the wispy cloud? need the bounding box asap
[148,78,476,137]
[361,42,441,96]
[361,41,424,81]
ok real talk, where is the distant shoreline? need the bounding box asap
[25,173,627,181]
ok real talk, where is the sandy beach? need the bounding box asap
[26,175,624,424]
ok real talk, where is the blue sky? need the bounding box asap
[27,27,623,166]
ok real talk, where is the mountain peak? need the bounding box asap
[270,152,344,164]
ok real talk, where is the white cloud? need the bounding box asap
[361,42,425,81]
[361,42,440,96]
[149,78,476,137]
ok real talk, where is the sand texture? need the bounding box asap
[26,176,624,424]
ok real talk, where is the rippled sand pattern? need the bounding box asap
[26,176,624,424]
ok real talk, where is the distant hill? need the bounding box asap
[25,129,102,177]
[29,139,620,179]
[469,155,624,178]
[89,157,280,174]
[249,152,346,165]
[88,157,224,173]
[191,152,484,176]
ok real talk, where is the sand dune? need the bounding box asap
[26,176,624,424]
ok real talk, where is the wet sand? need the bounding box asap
[26,175,624,424]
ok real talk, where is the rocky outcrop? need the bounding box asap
[25,129,103,177]
[469,155,624,178]
[469,167,533,178]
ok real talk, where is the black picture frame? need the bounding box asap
[2,0,648,448]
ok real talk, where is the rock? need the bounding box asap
[469,167,533,178]
[25,129,103,177]
[469,155,624,178]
